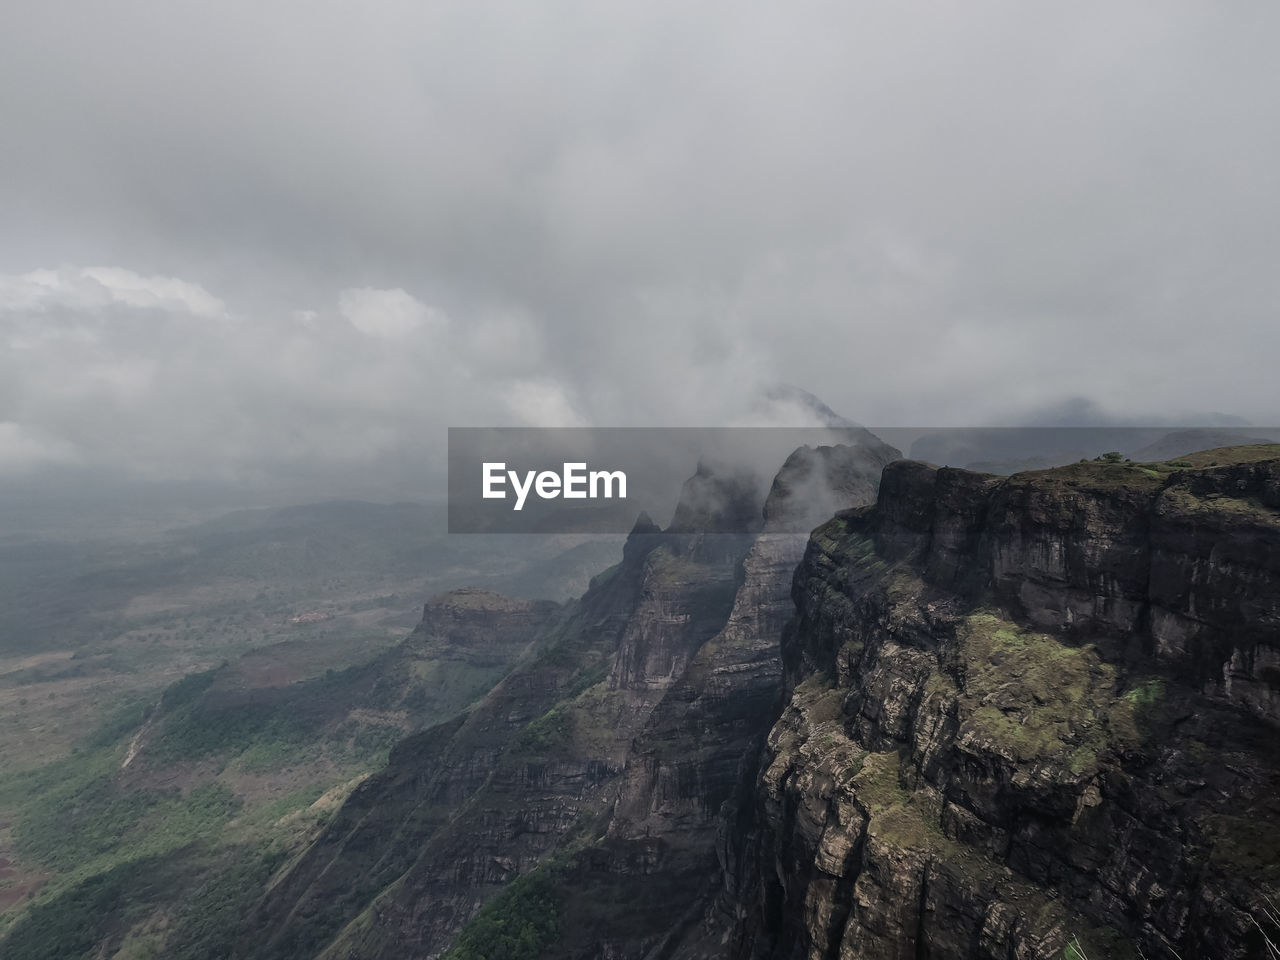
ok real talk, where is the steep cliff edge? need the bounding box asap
[546,442,900,959]
[238,438,899,960]
[239,513,693,959]
[714,447,1280,960]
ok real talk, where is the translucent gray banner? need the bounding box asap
[447,426,1280,533]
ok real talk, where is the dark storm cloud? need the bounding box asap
[1,1,1277,494]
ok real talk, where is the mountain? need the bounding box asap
[5,437,1279,959]
[695,444,1280,959]
[232,434,901,959]
[0,588,565,960]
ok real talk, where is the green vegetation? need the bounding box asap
[813,527,887,574]
[1159,484,1280,524]
[0,674,395,957]
[1105,679,1166,747]
[849,751,949,852]
[158,846,290,960]
[82,695,155,749]
[2,843,289,960]
[160,668,220,709]
[149,697,314,763]
[793,675,844,725]
[146,662,410,771]
[1050,445,1280,491]
[810,516,853,552]
[1017,459,1169,494]
[516,705,573,753]
[395,658,516,719]
[0,499,619,955]
[955,612,1169,773]
[1154,443,1280,468]
[959,612,1109,770]
[564,661,610,700]
[444,866,563,960]
[0,854,173,960]
[511,681,626,759]
[0,638,465,952]
[252,782,330,824]
[15,769,241,875]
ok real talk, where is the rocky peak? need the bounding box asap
[667,459,766,536]
[763,440,900,533]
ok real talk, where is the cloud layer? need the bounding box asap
[1,2,1277,498]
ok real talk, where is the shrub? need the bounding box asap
[445,869,562,960]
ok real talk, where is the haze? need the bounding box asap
[2,2,1277,511]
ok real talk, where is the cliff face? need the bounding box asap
[238,438,899,960]
[549,442,900,959]
[240,444,1279,960]
[710,450,1280,960]
[241,512,700,959]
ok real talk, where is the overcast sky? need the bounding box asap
[1,1,1277,500]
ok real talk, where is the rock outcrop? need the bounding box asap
[704,448,1280,960]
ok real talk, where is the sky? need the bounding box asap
[1,1,1278,503]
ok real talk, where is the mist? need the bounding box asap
[2,2,1278,517]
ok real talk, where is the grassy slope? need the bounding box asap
[0,501,601,957]
[0,617,538,959]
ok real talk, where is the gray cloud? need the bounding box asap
[1,1,1277,501]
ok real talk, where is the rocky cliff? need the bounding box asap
[236,443,1280,960]
[545,442,900,959]
[700,446,1280,960]
[236,437,899,960]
